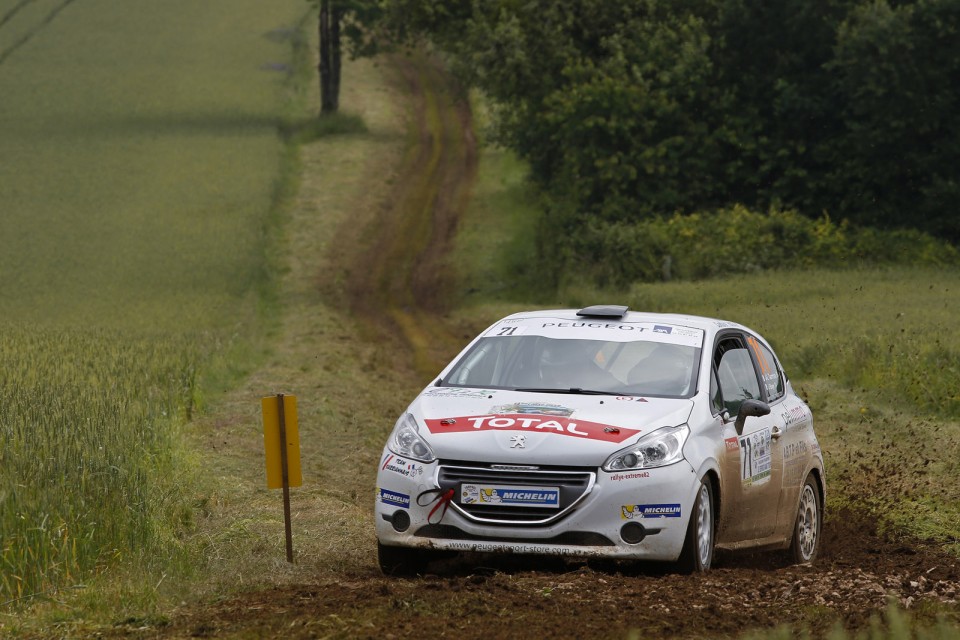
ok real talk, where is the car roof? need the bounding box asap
[498,307,753,335]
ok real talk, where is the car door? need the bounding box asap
[713,333,784,543]
[747,335,817,536]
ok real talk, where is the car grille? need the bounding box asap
[437,461,596,526]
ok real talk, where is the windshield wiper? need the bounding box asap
[514,387,611,395]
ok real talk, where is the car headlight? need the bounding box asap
[602,424,689,471]
[388,413,436,463]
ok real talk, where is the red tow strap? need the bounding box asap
[416,488,455,524]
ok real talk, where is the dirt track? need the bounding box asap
[153,56,960,639]
[165,511,960,638]
[328,53,476,381]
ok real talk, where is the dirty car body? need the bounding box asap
[375,306,825,573]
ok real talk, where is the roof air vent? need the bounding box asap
[576,305,629,319]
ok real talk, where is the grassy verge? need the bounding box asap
[171,47,420,597]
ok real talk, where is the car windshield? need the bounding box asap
[443,335,700,398]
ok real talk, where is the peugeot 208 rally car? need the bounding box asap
[375,306,824,574]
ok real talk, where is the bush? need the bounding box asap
[555,205,959,287]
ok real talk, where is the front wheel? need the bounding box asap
[677,478,714,573]
[789,474,822,564]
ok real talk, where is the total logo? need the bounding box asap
[425,414,640,443]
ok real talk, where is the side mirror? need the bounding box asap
[734,399,771,436]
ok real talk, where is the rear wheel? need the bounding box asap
[789,474,822,564]
[677,478,714,573]
[377,542,429,576]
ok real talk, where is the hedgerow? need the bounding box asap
[550,205,959,287]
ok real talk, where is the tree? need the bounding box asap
[314,0,384,114]
[370,0,960,244]
[317,0,342,113]
[830,0,960,240]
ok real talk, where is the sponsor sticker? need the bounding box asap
[724,437,739,452]
[781,405,811,431]
[492,402,573,417]
[783,441,809,460]
[381,454,425,478]
[621,504,681,519]
[424,414,641,443]
[739,428,772,486]
[609,471,650,481]
[461,484,560,509]
[481,318,703,347]
[379,488,410,509]
[423,387,495,399]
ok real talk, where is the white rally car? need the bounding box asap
[375,306,824,573]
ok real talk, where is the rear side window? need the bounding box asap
[747,335,784,402]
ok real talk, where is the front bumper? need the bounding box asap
[374,451,701,561]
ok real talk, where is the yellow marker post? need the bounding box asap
[262,393,301,563]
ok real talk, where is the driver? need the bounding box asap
[538,339,619,390]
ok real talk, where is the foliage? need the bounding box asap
[829,0,960,240]
[375,0,960,271]
[548,204,959,287]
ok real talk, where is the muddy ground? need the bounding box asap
[162,512,960,638]
[148,56,960,639]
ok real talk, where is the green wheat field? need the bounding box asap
[0,0,304,601]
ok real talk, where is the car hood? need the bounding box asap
[411,388,694,467]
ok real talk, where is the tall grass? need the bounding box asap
[0,0,308,606]
[0,328,202,601]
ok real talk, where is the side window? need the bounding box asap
[747,335,784,402]
[713,336,762,417]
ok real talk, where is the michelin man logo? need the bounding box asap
[480,488,503,503]
[622,505,642,519]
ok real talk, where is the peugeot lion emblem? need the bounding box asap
[509,435,526,448]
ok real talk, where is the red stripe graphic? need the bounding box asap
[424,414,640,443]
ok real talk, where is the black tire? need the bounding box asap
[677,478,714,573]
[377,542,429,576]
[789,474,822,564]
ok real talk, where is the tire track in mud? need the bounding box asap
[344,53,477,381]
